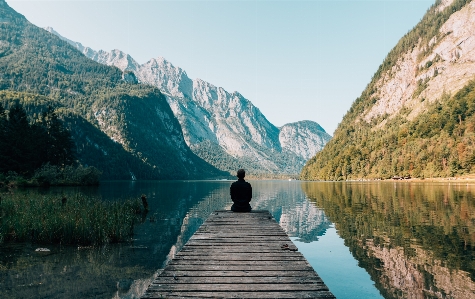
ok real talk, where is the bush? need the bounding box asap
[31,164,101,186]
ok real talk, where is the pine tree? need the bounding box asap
[39,106,74,166]
[0,103,7,173]
[3,103,35,174]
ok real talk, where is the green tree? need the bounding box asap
[2,103,36,174]
[39,106,74,166]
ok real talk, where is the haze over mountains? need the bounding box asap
[45,27,331,175]
[302,0,475,180]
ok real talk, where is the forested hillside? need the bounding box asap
[301,0,475,180]
[0,1,226,180]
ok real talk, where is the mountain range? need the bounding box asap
[0,0,331,179]
[44,26,331,176]
[301,0,475,180]
[0,0,224,179]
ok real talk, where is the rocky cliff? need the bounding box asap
[301,0,475,180]
[46,27,331,175]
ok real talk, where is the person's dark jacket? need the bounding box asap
[230,178,252,212]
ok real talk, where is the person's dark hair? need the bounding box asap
[237,169,245,179]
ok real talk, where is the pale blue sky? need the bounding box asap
[8,0,434,134]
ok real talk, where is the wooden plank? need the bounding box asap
[158,270,321,277]
[147,283,329,292]
[179,247,297,253]
[165,265,315,271]
[174,255,306,261]
[141,210,335,299]
[152,276,324,284]
[168,260,310,266]
[142,291,336,299]
[142,291,335,299]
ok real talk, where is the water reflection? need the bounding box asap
[0,180,333,299]
[12,181,474,298]
[303,182,475,299]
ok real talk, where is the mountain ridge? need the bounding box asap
[45,27,332,175]
[301,0,475,180]
[0,1,226,179]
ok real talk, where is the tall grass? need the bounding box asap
[0,193,141,245]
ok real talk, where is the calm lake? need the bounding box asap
[1,180,475,299]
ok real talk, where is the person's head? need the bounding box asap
[237,169,246,179]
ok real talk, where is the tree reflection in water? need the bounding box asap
[303,182,475,299]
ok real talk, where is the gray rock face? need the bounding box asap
[47,27,331,174]
[279,121,332,160]
[362,0,475,127]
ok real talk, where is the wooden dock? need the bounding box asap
[142,210,335,298]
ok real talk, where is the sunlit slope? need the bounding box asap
[0,0,226,179]
[301,0,475,180]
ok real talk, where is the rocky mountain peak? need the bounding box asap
[138,57,193,99]
[279,121,331,160]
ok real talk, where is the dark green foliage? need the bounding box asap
[38,106,75,167]
[0,100,75,176]
[301,0,474,180]
[31,164,102,186]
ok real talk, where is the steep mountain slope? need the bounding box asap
[46,27,332,175]
[0,0,226,179]
[301,0,475,180]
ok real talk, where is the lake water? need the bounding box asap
[1,180,475,299]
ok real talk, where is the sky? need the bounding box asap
[7,0,434,135]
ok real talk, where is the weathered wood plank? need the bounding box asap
[174,255,306,261]
[179,247,297,253]
[147,283,329,292]
[158,270,321,277]
[168,260,310,266]
[141,210,335,298]
[165,264,315,271]
[152,276,324,284]
[142,291,336,299]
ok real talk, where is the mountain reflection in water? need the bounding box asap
[302,182,475,299]
[2,181,473,299]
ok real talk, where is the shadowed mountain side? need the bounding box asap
[0,1,226,179]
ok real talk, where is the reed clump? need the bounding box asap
[0,193,141,245]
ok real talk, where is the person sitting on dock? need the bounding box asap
[230,169,252,212]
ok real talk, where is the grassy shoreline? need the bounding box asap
[0,192,141,245]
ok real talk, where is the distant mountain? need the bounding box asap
[46,27,332,175]
[301,0,475,180]
[0,0,226,180]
